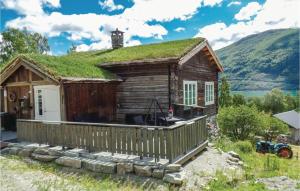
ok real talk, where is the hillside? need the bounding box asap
[216,28,299,91]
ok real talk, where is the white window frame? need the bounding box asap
[183,80,198,106]
[205,81,214,105]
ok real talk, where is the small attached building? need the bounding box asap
[0,37,223,124]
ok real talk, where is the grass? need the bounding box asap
[0,155,171,191]
[0,38,204,79]
[203,137,300,191]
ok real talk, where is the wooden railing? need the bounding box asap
[17,115,207,163]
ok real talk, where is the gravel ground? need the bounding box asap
[181,146,243,190]
[256,176,300,191]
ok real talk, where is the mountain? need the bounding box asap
[216,28,299,91]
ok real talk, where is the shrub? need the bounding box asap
[263,88,286,114]
[232,94,246,106]
[234,141,253,153]
[217,105,261,140]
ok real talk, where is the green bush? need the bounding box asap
[234,141,253,153]
[217,106,261,140]
[232,94,246,106]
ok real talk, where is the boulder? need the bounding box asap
[48,146,64,157]
[8,147,22,155]
[134,165,152,177]
[228,151,240,159]
[18,149,33,157]
[152,169,164,179]
[64,148,87,157]
[34,148,49,155]
[82,159,116,174]
[24,143,49,150]
[227,155,240,163]
[117,162,133,175]
[31,153,58,162]
[165,164,181,173]
[163,172,186,185]
[112,154,140,163]
[55,156,82,169]
[0,148,11,155]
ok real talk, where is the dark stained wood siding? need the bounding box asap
[63,82,118,122]
[6,86,31,119]
[173,50,219,116]
[106,64,172,121]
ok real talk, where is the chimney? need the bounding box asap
[111,28,124,49]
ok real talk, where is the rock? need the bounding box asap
[238,161,244,166]
[8,143,22,148]
[134,165,152,177]
[24,143,49,150]
[48,146,64,156]
[226,160,238,166]
[93,152,113,161]
[82,159,116,174]
[64,148,87,157]
[228,151,240,159]
[133,157,168,167]
[0,148,11,155]
[111,153,140,163]
[165,164,181,172]
[227,155,239,163]
[31,153,58,162]
[117,162,133,175]
[55,156,82,168]
[163,172,186,185]
[152,169,164,179]
[34,148,49,155]
[8,147,22,155]
[18,149,33,157]
[80,152,97,159]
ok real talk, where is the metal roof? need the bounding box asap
[273,110,300,129]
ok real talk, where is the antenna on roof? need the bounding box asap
[111,28,124,49]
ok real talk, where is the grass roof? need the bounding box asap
[0,38,204,79]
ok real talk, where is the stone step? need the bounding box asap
[82,158,116,174]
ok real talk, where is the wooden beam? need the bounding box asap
[3,87,8,112]
[5,81,54,87]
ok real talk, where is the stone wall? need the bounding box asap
[1,142,186,185]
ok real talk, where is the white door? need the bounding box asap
[34,85,61,121]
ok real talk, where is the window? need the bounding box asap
[183,81,197,106]
[205,82,214,105]
[37,90,43,116]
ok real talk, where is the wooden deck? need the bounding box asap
[17,116,207,163]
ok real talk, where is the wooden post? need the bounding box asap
[3,87,8,112]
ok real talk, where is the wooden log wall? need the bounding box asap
[175,50,219,116]
[17,115,207,162]
[106,64,172,121]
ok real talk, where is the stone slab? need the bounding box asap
[117,162,134,175]
[55,156,82,168]
[152,169,164,179]
[31,153,58,162]
[64,148,88,157]
[134,165,152,177]
[82,159,116,174]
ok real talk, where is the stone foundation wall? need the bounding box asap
[1,142,186,185]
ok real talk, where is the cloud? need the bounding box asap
[1,0,60,16]
[195,0,299,50]
[203,0,223,7]
[174,27,186,32]
[234,2,262,21]
[3,0,224,52]
[99,0,124,12]
[227,1,241,7]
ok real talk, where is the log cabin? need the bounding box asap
[0,29,223,125]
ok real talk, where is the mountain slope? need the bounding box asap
[216,28,299,90]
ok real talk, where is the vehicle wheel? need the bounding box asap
[277,147,293,159]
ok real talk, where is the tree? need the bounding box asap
[285,94,298,111]
[219,77,232,107]
[263,88,286,114]
[0,28,50,63]
[232,94,246,106]
[217,105,261,140]
[257,112,289,140]
[67,43,77,54]
[247,97,264,111]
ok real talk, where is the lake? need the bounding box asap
[231,90,298,97]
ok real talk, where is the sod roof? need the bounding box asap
[0,38,205,80]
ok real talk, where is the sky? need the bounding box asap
[0,0,299,55]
